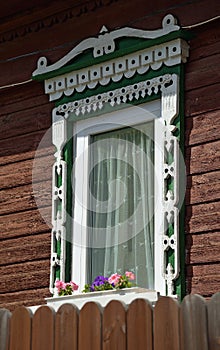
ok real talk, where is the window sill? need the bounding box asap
[45,287,159,311]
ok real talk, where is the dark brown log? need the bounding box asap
[185,110,220,146]
[186,232,220,264]
[0,103,52,141]
[0,260,50,293]
[186,171,220,205]
[185,53,220,92]
[0,180,51,215]
[0,232,51,265]
[188,22,220,62]
[185,140,220,175]
[185,83,220,117]
[186,263,220,296]
[0,207,51,240]
[185,202,220,234]
[0,129,53,166]
[0,155,53,189]
[187,263,220,278]
[0,288,49,311]
[0,81,45,115]
[0,0,57,27]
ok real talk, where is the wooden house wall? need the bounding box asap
[0,0,219,310]
[185,17,220,296]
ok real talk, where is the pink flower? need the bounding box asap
[70,281,79,291]
[108,273,122,285]
[125,271,135,280]
[55,280,66,291]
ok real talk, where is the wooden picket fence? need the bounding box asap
[0,293,220,350]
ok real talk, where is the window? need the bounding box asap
[32,14,189,298]
[72,101,162,290]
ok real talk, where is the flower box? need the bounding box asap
[45,287,159,311]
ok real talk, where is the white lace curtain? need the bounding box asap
[87,122,154,289]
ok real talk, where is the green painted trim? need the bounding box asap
[55,267,60,280]
[57,173,62,212]
[55,64,180,108]
[56,237,61,281]
[174,64,186,300]
[55,239,60,280]
[32,30,192,81]
[63,123,73,282]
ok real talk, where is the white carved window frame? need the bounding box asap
[71,100,162,291]
[32,14,189,298]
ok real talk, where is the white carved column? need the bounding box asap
[50,110,67,294]
[161,74,180,296]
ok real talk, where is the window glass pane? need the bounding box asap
[87,122,154,288]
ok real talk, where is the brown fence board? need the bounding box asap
[154,296,180,350]
[208,292,220,349]
[55,304,78,350]
[127,298,153,350]
[78,302,101,350]
[9,307,32,350]
[32,306,55,350]
[1,294,220,349]
[0,309,11,350]
[180,294,208,350]
[103,300,126,350]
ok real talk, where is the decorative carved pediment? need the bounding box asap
[33,15,189,103]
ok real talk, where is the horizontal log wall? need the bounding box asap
[0,82,52,310]
[0,0,219,310]
[184,18,220,296]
